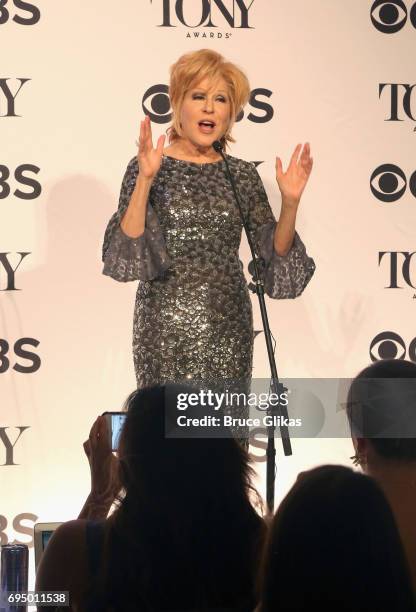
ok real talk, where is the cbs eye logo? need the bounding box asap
[370,332,416,362]
[370,164,416,202]
[142,84,274,124]
[371,0,416,33]
[142,84,171,124]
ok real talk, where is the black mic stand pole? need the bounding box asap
[213,141,292,514]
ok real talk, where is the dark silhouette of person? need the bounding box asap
[258,465,415,612]
[36,385,266,611]
[347,358,416,593]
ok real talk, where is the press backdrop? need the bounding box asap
[1,0,415,589]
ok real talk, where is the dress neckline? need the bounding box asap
[162,154,226,167]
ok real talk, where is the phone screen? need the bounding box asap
[42,531,53,552]
[111,413,126,451]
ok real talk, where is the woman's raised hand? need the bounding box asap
[83,415,121,502]
[275,143,313,209]
[137,115,166,179]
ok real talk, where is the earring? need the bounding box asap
[350,453,366,467]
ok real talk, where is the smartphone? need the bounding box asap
[103,411,127,451]
[34,522,62,569]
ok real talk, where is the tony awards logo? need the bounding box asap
[379,84,416,129]
[150,0,255,38]
[379,251,416,294]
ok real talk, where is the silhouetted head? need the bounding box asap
[346,359,416,467]
[106,384,265,611]
[117,384,259,515]
[259,465,414,612]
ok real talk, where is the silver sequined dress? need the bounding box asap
[102,155,315,389]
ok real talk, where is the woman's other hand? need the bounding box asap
[275,143,313,210]
[137,115,166,179]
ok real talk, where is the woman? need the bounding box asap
[258,465,416,612]
[36,385,266,611]
[102,48,315,392]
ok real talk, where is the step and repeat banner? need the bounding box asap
[1,0,415,587]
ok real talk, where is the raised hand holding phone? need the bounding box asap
[79,415,122,519]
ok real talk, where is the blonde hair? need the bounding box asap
[168,49,250,150]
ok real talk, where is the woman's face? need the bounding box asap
[178,76,231,149]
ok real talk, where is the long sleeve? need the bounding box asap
[246,163,315,299]
[102,157,172,282]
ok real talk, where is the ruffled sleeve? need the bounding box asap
[247,163,315,299]
[102,157,172,282]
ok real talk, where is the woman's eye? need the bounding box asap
[192,94,227,102]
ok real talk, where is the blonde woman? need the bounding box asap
[102,49,315,392]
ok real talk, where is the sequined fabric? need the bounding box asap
[102,155,315,391]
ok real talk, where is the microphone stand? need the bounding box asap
[213,141,292,513]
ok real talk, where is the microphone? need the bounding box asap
[211,137,292,474]
[212,140,223,153]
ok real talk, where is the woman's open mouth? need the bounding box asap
[198,120,216,134]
